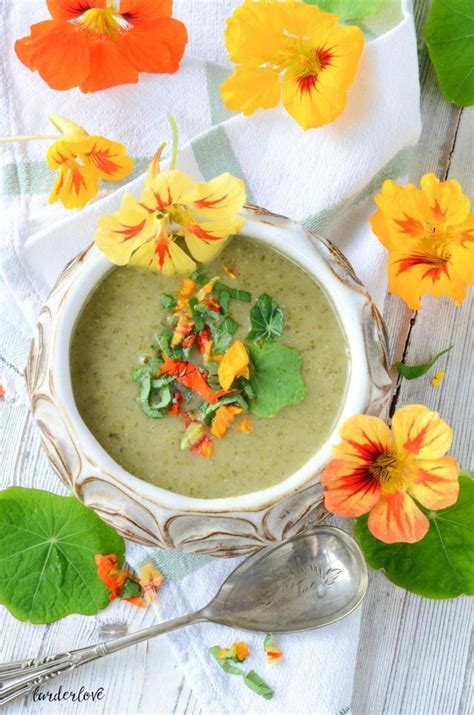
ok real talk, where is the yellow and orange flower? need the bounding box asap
[15,0,187,93]
[220,0,364,130]
[47,114,133,209]
[231,641,250,662]
[321,405,459,543]
[95,155,246,274]
[370,174,474,309]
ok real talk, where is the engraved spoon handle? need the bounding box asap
[0,611,205,707]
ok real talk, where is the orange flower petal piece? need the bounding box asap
[211,405,243,439]
[234,418,253,433]
[217,340,249,391]
[391,404,452,459]
[231,641,249,662]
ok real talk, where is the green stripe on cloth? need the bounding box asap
[0,158,151,197]
[303,145,414,232]
[206,62,235,126]
[137,549,211,583]
[191,125,255,202]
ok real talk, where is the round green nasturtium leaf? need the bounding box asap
[0,488,125,623]
[425,0,474,107]
[354,474,474,599]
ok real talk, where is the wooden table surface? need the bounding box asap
[1,2,472,713]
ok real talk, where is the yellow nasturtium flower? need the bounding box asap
[95,151,246,275]
[47,114,133,210]
[220,0,364,130]
[370,174,474,309]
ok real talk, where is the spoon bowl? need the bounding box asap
[205,526,368,632]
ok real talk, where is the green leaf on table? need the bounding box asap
[243,670,274,700]
[303,0,381,20]
[425,0,474,106]
[354,473,474,599]
[0,487,125,623]
[246,293,284,341]
[210,316,239,354]
[247,342,306,417]
[395,345,452,380]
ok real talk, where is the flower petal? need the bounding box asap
[420,174,471,227]
[220,66,281,115]
[95,193,156,264]
[142,170,197,211]
[121,17,187,73]
[129,231,196,276]
[224,0,288,66]
[218,340,249,391]
[282,69,347,130]
[47,0,105,20]
[79,38,138,92]
[392,404,453,459]
[15,20,90,91]
[368,492,429,543]
[332,414,394,466]
[408,456,459,510]
[321,459,381,517]
[48,159,98,210]
[183,217,243,263]
[80,136,134,180]
[193,173,246,220]
[119,0,172,21]
[370,180,425,249]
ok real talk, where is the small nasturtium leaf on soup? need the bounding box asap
[247,342,306,417]
[354,474,474,599]
[304,0,381,20]
[395,345,452,380]
[425,0,474,106]
[0,488,125,623]
[246,293,284,341]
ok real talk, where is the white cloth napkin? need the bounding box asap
[0,1,421,712]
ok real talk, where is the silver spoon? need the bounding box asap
[0,526,367,706]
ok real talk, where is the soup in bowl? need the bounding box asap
[27,206,392,556]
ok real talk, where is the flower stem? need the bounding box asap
[167,114,179,171]
[0,134,58,143]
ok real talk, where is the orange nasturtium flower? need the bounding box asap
[220,0,364,130]
[95,148,246,275]
[46,114,133,209]
[321,405,460,544]
[15,0,187,93]
[370,174,474,309]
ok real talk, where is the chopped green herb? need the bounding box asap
[190,270,210,285]
[218,289,231,314]
[214,282,251,302]
[188,297,205,332]
[243,671,274,700]
[152,330,185,359]
[210,316,239,354]
[200,393,249,424]
[160,293,177,310]
[180,422,205,450]
[238,376,256,401]
[263,634,272,650]
[247,293,284,341]
[150,385,173,410]
[247,342,306,417]
[395,346,452,380]
[208,646,243,675]
[120,578,142,599]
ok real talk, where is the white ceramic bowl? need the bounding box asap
[27,205,392,556]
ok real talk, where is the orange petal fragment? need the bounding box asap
[234,418,253,433]
[218,340,249,391]
[266,647,283,664]
[139,563,164,605]
[157,358,219,404]
[171,314,194,347]
[431,370,446,388]
[231,641,249,662]
[211,405,243,439]
[95,553,126,600]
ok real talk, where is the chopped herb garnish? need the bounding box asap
[214,281,251,302]
[188,297,205,332]
[160,293,176,310]
[243,670,274,700]
[152,330,185,359]
[210,316,239,354]
[190,270,210,285]
[247,293,284,341]
[218,289,231,314]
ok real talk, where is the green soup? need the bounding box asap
[70,238,349,498]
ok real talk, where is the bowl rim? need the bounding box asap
[51,208,372,513]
